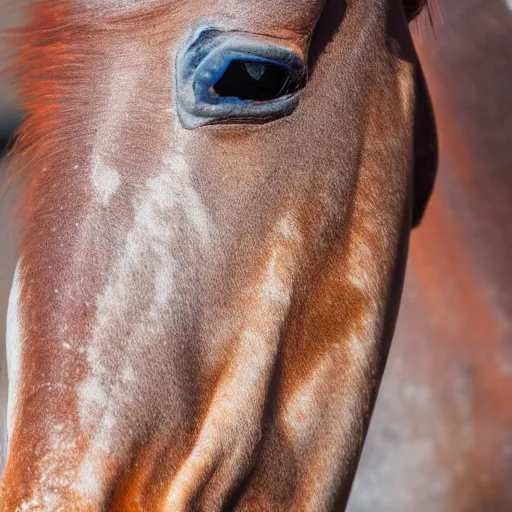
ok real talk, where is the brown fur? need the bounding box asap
[1,1,435,510]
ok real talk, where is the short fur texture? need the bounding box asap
[1,1,436,510]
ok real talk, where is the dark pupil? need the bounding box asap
[213,60,296,101]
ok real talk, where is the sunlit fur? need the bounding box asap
[1,0,436,510]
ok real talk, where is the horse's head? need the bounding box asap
[2,0,436,509]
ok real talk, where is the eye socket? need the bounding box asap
[176,29,306,129]
[212,60,299,101]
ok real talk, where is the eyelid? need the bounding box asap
[175,28,306,129]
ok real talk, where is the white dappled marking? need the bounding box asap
[6,261,22,441]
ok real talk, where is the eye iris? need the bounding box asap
[213,59,297,101]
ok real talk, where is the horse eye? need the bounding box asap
[213,60,298,101]
[176,29,306,128]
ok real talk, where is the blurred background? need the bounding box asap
[0,1,510,511]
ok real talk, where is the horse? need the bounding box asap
[0,0,437,510]
[350,1,512,509]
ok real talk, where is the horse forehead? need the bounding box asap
[75,0,164,10]
[73,0,325,25]
[75,0,322,11]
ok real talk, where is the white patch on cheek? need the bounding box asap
[88,45,144,206]
[166,245,293,508]
[285,357,331,442]
[258,215,301,308]
[79,377,108,412]
[91,158,121,207]
[6,261,23,440]
[74,55,208,491]
[344,238,381,341]
[75,457,103,500]
[506,0,512,11]
[154,266,174,307]
[121,366,135,383]
[260,251,289,305]
[15,424,79,510]
[346,238,374,293]
[276,216,301,241]
[77,345,111,452]
[161,154,212,247]
[75,131,212,490]
[346,332,373,384]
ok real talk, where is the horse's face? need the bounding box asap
[2,1,436,510]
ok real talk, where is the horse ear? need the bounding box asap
[404,0,428,22]
[412,62,438,228]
